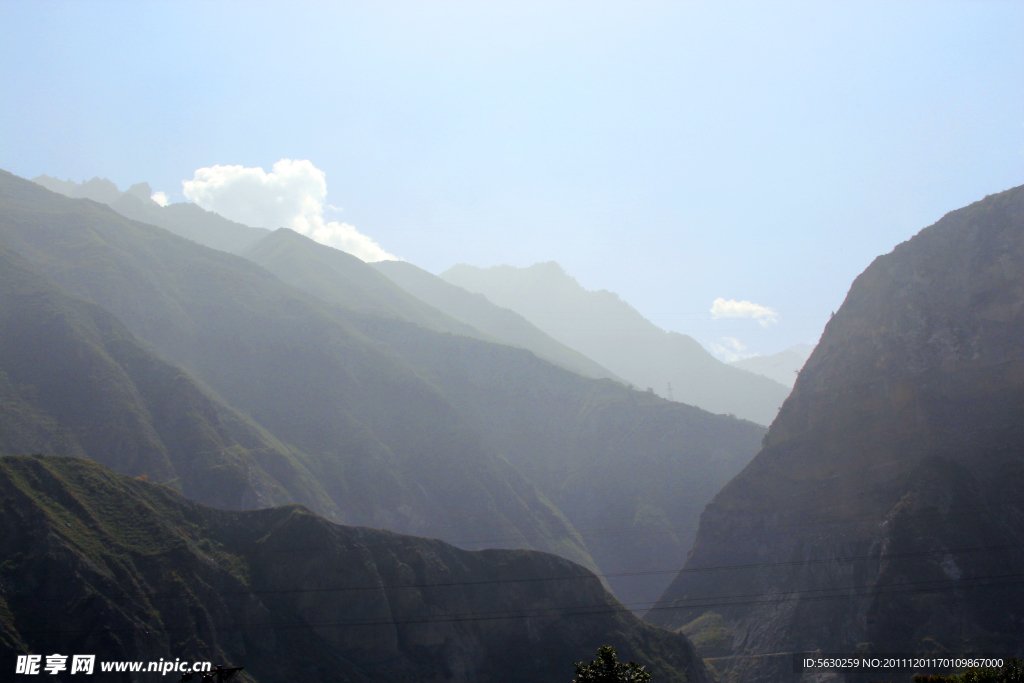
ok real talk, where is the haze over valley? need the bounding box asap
[1,2,1021,682]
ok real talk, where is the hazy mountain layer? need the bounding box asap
[1,170,593,570]
[0,243,333,514]
[649,186,1024,682]
[32,174,270,253]
[31,174,124,204]
[728,343,813,388]
[241,228,488,337]
[373,259,620,380]
[2,170,763,610]
[440,262,791,425]
[0,455,710,683]
[351,314,765,609]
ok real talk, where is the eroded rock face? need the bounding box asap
[0,455,709,683]
[649,187,1024,682]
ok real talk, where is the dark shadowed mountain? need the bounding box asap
[32,174,270,253]
[372,259,620,380]
[1,169,764,610]
[649,186,1024,682]
[0,455,710,683]
[728,343,814,388]
[440,262,791,425]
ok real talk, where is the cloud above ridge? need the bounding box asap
[710,297,780,328]
[182,159,397,262]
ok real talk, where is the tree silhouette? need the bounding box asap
[573,645,652,682]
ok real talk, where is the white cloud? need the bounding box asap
[710,297,780,328]
[181,159,397,262]
[150,191,170,207]
[709,337,759,363]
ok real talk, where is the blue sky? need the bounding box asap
[2,0,1021,358]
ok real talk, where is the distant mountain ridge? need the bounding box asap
[0,454,711,683]
[649,185,1024,681]
[32,175,622,381]
[441,262,791,425]
[32,174,270,253]
[372,259,621,380]
[728,343,813,388]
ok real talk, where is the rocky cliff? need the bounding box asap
[649,186,1024,682]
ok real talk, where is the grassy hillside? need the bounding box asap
[0,455,710,683]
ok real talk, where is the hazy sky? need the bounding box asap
[2,1,1020,359]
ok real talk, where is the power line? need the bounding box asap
[12,571,1024,638]
[15,542,1023,606]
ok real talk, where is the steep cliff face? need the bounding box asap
[650,186,1024,682]
[0,455,709,683]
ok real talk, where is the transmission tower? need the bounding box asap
[666,381,674,401]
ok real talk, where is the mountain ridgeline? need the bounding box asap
[649,185,1024,681]
[728,344,813,388]
[2,170,765,611]
[0,455,710,683]
[440,262,792,426]
[372,258,621,381]
[32,174,271,254]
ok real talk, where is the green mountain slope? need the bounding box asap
[373,259,620,380]
[0,455,710,683]
[649,186,1024,682]
[0,242,332,513]
[1,169,592,569]
[441,261,791,425]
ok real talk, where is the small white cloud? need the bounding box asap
[709,337,759,363]
[710,297,780,328]
[151,191,170,207]
[181,159,397,262]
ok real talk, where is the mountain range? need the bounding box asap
[5,170,765,610]
[16,169,1020,681]
[440,262,792,426]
